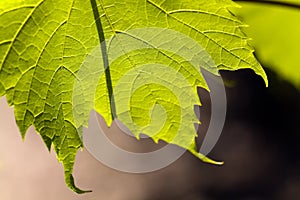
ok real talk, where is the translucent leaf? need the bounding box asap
[0,0,267,193]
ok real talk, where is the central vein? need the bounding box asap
[90,0,116,120]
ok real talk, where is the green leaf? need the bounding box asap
[234,1,300,88]
[0,0,267,193]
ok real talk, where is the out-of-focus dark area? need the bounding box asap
[0,67,299,200]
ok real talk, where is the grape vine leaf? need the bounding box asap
[234,1,300,88]
[0,0,267,193]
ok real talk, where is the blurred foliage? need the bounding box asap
[234,1,300,89]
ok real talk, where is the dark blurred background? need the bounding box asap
[0,65,299,200]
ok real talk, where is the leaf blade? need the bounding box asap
[0,0,267,193]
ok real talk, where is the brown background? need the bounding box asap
[0,70,299,200]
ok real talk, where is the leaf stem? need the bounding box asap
[90,0,116,119]
[234,0,300,9]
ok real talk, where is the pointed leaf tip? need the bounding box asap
[67,174,92,194]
